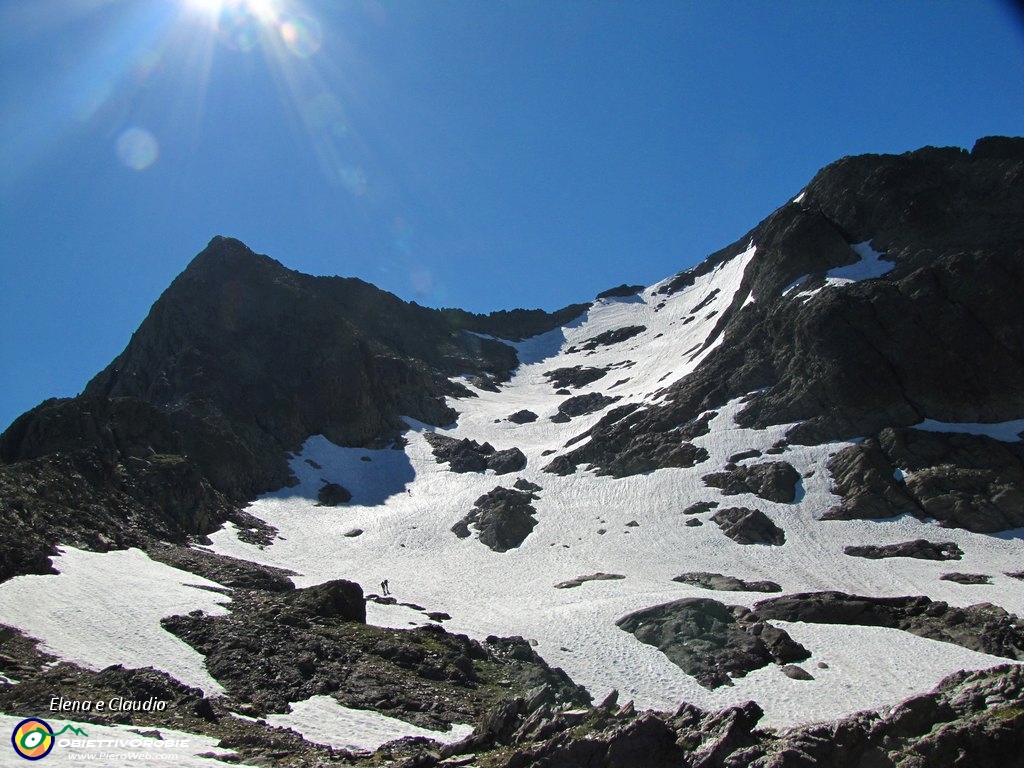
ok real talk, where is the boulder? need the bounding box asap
[453,486,539,552]
[672,572,782,593]
[616,598,809,689]
[508,410,538,424]
[703,461,801,503]
[843,539,963,560]
[711,507,786,546]
[317,482,351,506]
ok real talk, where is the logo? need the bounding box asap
[10,721,88,761]
[11,718,54,761]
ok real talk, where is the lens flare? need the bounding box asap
[116,127,159,170]
[215,3,262,52]
[280,13,323,58]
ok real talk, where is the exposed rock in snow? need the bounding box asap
[843,539,963,561]
[710,507,786,546]
[671,572,782,593]
[703,461,801,503]
[616,598,810,689]
[451,486,539,552]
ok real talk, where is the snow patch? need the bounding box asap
[823,241,894,285]
[0,548,229,694]
[264,696,473,751]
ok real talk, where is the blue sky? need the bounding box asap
[1,0,1023,431]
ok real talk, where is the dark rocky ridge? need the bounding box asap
[557,139,1024,482]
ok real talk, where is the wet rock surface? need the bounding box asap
[616,598,810,689]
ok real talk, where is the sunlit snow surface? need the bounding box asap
[789,241,895,300]
[1,243,1021,741]
[204,244,1023,726]
[264,696,473,751]
[0,548,229,694]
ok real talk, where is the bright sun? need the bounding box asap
[185,0,280,22]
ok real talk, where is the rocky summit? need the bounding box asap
[2,137,1024,766]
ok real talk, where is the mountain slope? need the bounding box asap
[1,137,1023,766]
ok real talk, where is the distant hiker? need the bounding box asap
[381,579,390,595]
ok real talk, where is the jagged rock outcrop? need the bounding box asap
[452,485,540,552]
[162,582,586,728]
[616,598,809,689]
[825,426,1024,532]
[543,404,711,477]
[567,325,647,352]
[555,393,621,419]
[703,461,801,503]
[559,140,1024,475]
[711,507,786,546]
[544,366,609,389]
[424,433,527,475]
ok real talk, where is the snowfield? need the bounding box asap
[2,242,1022,749]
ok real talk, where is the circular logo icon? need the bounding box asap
[11,718,54,761]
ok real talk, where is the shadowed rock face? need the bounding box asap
[825,426,1024,531]
[69,238,535,500]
